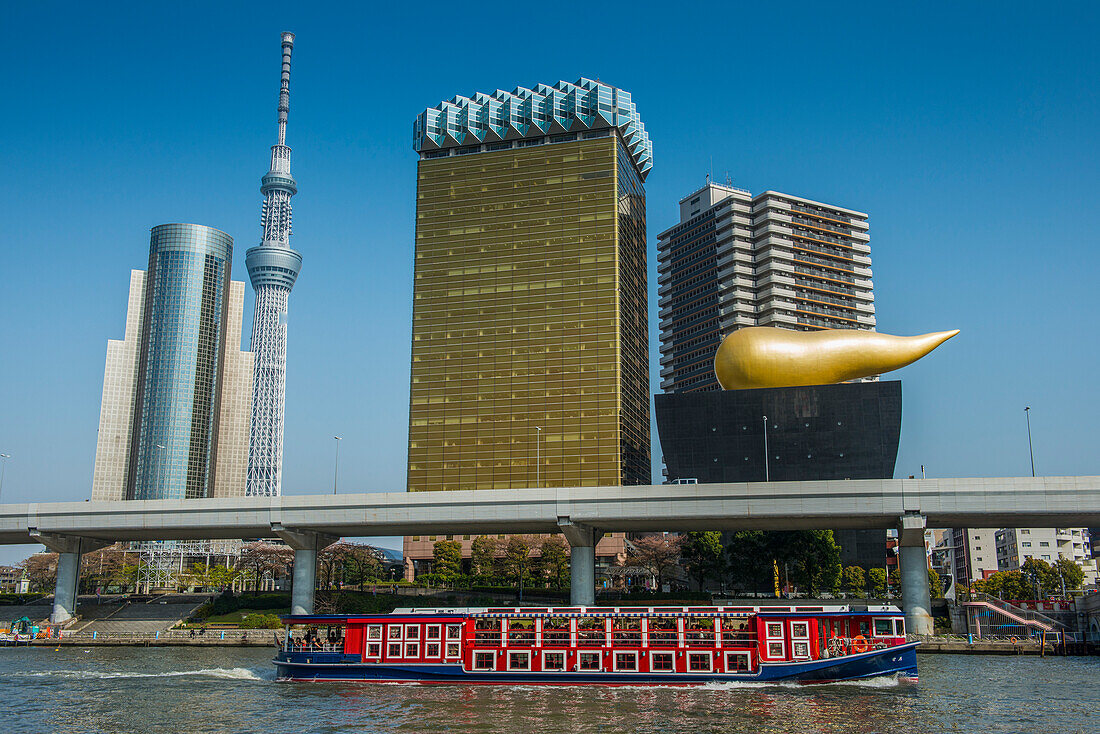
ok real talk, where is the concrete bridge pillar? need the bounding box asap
[271,524,338,616]
[29,531,109,624]
[558,519,603,607]
[897,514,933,636]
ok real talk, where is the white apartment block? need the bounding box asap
[995,527,1096,585]
[658,183,875,393]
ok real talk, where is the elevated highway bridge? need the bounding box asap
[3,476,1097,635]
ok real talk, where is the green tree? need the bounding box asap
[432,540,463,583]
[841,566,866,596]
[979,570,1030,600]
[470,536,499,582]
[1021,557,1058,596]
[539,536,570,589]
[207,564,242,591]
[343,544,383,589]
[868,567,887,597]
[1052,558,1084,593]
[928,567,943,599]
[681,532,724,590]
[502,536,534,597]
[787,530,842,597]
[724,531,775,593]
[627,535,683,589]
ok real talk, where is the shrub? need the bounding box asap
[240,613,282,629]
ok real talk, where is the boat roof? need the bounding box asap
[282,604,903,623]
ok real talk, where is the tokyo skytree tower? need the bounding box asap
[245,32,301,497]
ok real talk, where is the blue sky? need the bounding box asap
[1,2,1098,564]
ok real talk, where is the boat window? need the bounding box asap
[577,617,604,646]
[614,617,642,630]
[766,622,783,638]
[507,651,531,671]
[366,643,381,658]
[427,625,442,640]
[648,616,678,645]
[447,625,462,640]
[722,620,753,645]
[426,643,441,657]
[768,642,784,658]
[651,652,674,671]
[792,641,810,659]
[543,616,570,630]
[688,653,711,671]
[388,625,402,640]
[614,652,638,672]
[579,653,601,671]
[367,625,383,640]
[509,618,535,630]
[725,652,750,672]
[873,619,893,637]
[473,652,495,670]
[543,651,566,671]
[405,625,421,640]
[791,622,809,639]
[446,643,460,658]
[387,642,401,658]
[474,619,500,630]
[894,618,905,636]
[404,643,419,658]
[859,620,870,636]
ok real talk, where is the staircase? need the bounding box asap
[962,593,1067,638]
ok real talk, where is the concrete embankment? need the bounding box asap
[917,640,1089,656]
[30,635,274,647]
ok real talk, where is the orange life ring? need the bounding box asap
[851,635,869,654]
[1010,637,1019,645]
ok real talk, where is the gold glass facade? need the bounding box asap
[407,135,650,493]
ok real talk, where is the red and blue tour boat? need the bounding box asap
[274,604,918,685]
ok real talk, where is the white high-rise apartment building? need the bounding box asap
[658,182,875,392]
[995,528,1096,584]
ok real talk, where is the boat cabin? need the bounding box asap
[282,605,908,675]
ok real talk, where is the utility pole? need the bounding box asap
[333,436,342,494]
[1024,406,1035,477]
[0,453,10,501]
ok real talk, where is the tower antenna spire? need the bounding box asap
[277,32,293,146]
[245,32,303,497]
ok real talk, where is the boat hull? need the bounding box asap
[275,642,918,685]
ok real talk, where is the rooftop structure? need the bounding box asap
[413,77,652,179]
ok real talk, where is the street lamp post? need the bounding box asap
[0,453,10,501]
[1024,406,1035,477]
[762,416,770,482]
[333,436,342,495]
[534,426,542,488]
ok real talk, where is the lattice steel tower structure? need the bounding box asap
[246,32,301,496]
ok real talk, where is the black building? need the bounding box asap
[655,381,902,568]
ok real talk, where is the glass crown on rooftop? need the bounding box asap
[413,77,652,180]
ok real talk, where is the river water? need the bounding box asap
[1,647,1096,733]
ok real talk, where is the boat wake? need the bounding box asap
[21,667,266,681]
[702,674,911,691]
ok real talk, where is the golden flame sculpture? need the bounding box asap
[714,327,959,390]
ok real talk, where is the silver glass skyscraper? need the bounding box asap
[91,224,253,501]
[246,32,301,497]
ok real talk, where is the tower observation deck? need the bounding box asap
[245,32,301,497]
